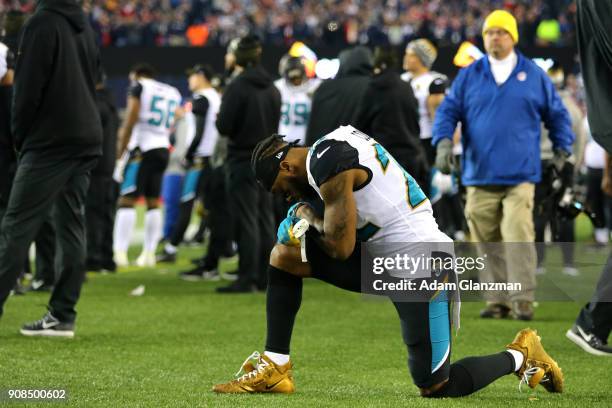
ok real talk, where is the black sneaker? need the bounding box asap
[86,263,102,272]
[566,324,612,356]
[11,281,27,296]
[157,249,177,263]
[216,280,257,294]
[479,303,511,319]
[20,312,75,338]
[179,267,220,282]
[100,260,117,273]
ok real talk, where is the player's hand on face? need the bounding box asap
[277,215,302,247]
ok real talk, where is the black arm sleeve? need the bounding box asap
[429,76,448,95]
[309,140,362,187]
[186,96,209,159]
[6,50,15,70]
[128,81,143,99]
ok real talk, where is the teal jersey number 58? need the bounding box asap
[148,95,178,129]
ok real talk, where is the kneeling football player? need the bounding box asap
[212,126,563,397]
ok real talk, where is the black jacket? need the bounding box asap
[577,0,612,153]
[216,65,281,161]
[354,69,422,162]
[92,88,119,176]
[305,46,372,145]
[11,0,102,157]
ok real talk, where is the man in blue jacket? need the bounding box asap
[432,10,574,321]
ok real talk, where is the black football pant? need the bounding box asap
[168,162,207,248]
[201,165,233,269]
[86,175,117,269]
[0,151,96,322]
[33,213,58,285]
[0,150,56,287]
[226,159,274,287]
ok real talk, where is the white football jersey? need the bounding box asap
[306,126,451,257]
[130,78,182,152]
[274,78,321,145]
[185,88,221,158]
[401,71,447,140]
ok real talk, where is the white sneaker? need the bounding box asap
[536,266,546,275]
[136,251,156,268]
[114,251,129,268]
[562,266,579,277]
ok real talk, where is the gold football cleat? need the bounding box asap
[212,351,295,394]
[507,328,564,392]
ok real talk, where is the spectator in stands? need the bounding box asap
[18,0,577,48]
[432,10,574,321]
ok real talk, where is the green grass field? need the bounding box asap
[0,216,610,407]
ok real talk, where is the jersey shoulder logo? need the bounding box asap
[316,146,331,159]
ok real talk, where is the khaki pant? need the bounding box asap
[465,183,537,302]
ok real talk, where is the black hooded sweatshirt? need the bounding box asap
[216,64,281,161]
[305,46,373,146]
[11,0,102,157]
[353,68,422,163]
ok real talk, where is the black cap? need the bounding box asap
[251,138,297,191]
[186,64,214,80]
[235,34,262,67]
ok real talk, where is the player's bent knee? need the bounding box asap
[269,244,307,277]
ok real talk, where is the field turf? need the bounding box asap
[0,215,610,407]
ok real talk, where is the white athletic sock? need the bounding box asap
[264,351,290,366]
[506,349,525,372]
[113,208,137,252]
[144,209,163,253]
[165,243,178,254]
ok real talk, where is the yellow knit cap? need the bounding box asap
[483,10,519,44]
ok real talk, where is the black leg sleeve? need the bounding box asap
[427,352,515,398]
[265,265,303,354]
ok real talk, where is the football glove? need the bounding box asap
[277,215,302,247]
[435,138,455,175]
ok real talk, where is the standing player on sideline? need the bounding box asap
[157,65,221,264]
[113,64,182,267]
[274,55,320,146]
[401,39,448,164]
[212,126,563,397]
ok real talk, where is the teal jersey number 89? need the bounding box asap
[281,102,309,126]
[148,95,178,129]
